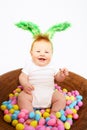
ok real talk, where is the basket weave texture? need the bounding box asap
[0,68,87,130]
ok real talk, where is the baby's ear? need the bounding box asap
[30,50,32,55]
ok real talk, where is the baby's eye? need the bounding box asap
[36,51,40,53]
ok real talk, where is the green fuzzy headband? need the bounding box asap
[15,21,71,39]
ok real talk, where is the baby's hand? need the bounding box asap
[59,68,69,78]
[23,85,34,95]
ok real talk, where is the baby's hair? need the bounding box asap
[30,34,53,52]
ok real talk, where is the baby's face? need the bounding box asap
[30,40,53,66]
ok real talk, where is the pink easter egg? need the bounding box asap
[67,119,73,125]
[51,127,58,130]
[39,118,45,125]
[66,100,72,105]
[45,127,51,130]
[75,105,79,110]
[78,101,83,107]
[57,119,63,125]
[47,118,56,126]
[24,125,35,130]
[57,125,64,130]
[73,113,79,119]
[66,109,73,114]
[36,126,45,130]
[21,109,29,114]
[4,109,9,114]
[18,112,25,118]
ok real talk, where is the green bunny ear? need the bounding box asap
[15,21,41,37]
[45,22,71,39]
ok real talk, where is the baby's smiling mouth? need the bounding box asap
[38,58,46,61]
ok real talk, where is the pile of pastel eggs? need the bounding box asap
[1,85,83,130]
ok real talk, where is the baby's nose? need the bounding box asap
[40,52,45,55]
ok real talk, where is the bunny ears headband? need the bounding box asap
[15,21,71,40]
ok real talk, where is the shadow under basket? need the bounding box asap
[0,68,87,130]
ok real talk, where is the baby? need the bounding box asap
[18,35,69,115]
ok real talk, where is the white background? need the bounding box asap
[0,0,87,79]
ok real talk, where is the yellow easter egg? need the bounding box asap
[4,114,12,123]
[16,123,24,130]
[64,122,71,129]
[46,108,51,113]
[1,105,7,111]
[9,93,14,98]
[56,112,61,118]
[30,120,38,127]
[35,110,42,116]
[67,114,72,118]
[9,108,15,114]
[12,119,18,126]
[43,112,50,118]
[71,108,77,114]
[63,88,68,93]
[13,105,19,110]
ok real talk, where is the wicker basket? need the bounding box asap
[0,68,87,130]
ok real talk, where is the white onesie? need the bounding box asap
[22,59,58,108]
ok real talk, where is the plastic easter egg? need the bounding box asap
[67,114,72,119]
[4,109,9,114]
[63,88,68,93]
[60,115,66,122]
[24,126,35,130]
[18,112,25,118]
[64,121,71,129]
[45,117,50,122]
[57,119,63,125]
[1,104,7,111]
[46,108,51,113]
[38,126,45,130]
[13,104,19,110]
[51,127,58,130]
[12,119,18,126]
[78,101,83,107]
[21,109,29,114]
[12,113,18,120]
[18,118,25,123]
[35,110,42,116]
[16,123,24,130]
[9,93,14,98]
[57,125,64,130]
[29,111,35,119]
[4,114,12,123]
[40,109,45,114]
[59,110,65,115]
[39,118,45,125]
[43,112,50,118]
[73,113,79,119]
[75,105,79,110]
[66,109,73,115]
[7,104,13,109]
[56,112,61,118]
[30,120,38,127]
[35,113,41,121]
[67,119,73,125]
[9,108,15,114]
[45,127,51,130]
[47,118,56,126]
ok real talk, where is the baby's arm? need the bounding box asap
[54,68,69,82]
[19,72,34,94]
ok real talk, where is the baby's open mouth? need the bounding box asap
[38,58,46,61]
